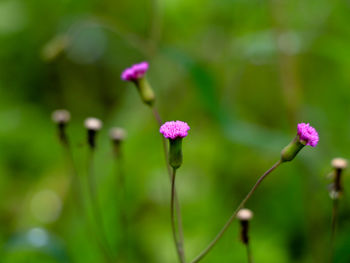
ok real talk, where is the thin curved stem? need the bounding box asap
[153,107,186,259]
[59,138,112,262]
[191,160,282,263]
[113,150,129,261]
[87,150,114,262]
[62,142,85,216]
[171,168,185,263]
[330,198,339,262]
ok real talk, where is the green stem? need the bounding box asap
[191,160,282,263]
[87,150,114,262]
[114,151,129,261]
[60,139,112,262]
[330,198,339,262]
[62,142,85,217]
[171,168,185,263]
[246,242,253,263]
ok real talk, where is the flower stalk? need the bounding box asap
[110,128,129,260]
[121,62,187,261]
[191,160,281,263]
[84,118,114,260]
[160,120,190,263]
[329,157,347,262]
[190,123,318,263]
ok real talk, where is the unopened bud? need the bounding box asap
[330,157,347,199]
[331,158,348,170]
[237,208,253,245]
[84,117,103,149]
[109,127,126,157]
[84,117,102,131]
[52,109,71,145]
[109,127,126,142]
[52,109,71,124]
[237,209,253,221]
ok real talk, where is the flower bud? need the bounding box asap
[109,127,126,142]
[281,123,319,162]
[84,117,103,149]
[331,158,348,170]
[160,121,190,169]
[121,62,155,106]
[52,109,71,145]
[52,109,71,124]
[237,209,253,221]
[237,208,253,245]
[109,127,126,157]
[329,157,347,199]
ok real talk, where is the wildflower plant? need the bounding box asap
[121,62,320,263]
[191,122,319,263]
[51,60,323,263]
[121,61,186,259]
[160,120,190,262]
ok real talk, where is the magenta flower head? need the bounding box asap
[297,123,319,147]
[121,62,155,106]
[121,62,149,81]
[160,121,190,140]
[160,121,190,169]
[281,122,319,162]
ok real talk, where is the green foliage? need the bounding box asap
[1,0,350,262]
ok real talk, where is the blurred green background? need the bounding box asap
[1,0,350,262]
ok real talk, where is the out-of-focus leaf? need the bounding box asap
[162,46,288,151]
[4,228,70,263]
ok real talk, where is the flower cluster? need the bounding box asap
[160,121,190,140]
[121,62,149,81]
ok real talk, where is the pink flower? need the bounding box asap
[297,123,319,147]
[160,121,190,140]
[121,62,149,81]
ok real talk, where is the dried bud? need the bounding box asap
[52,109,71,124]
[237,208,253,245]
[329,157,347,199]
[237,208,253,221]
[109,127,126,142]
[331,158,348,170]
[84,117,102,131]
[84,117,103,149]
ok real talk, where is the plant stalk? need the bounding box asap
[153,107,186,259]
[191,160,282,263]
[171,168,186,263]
